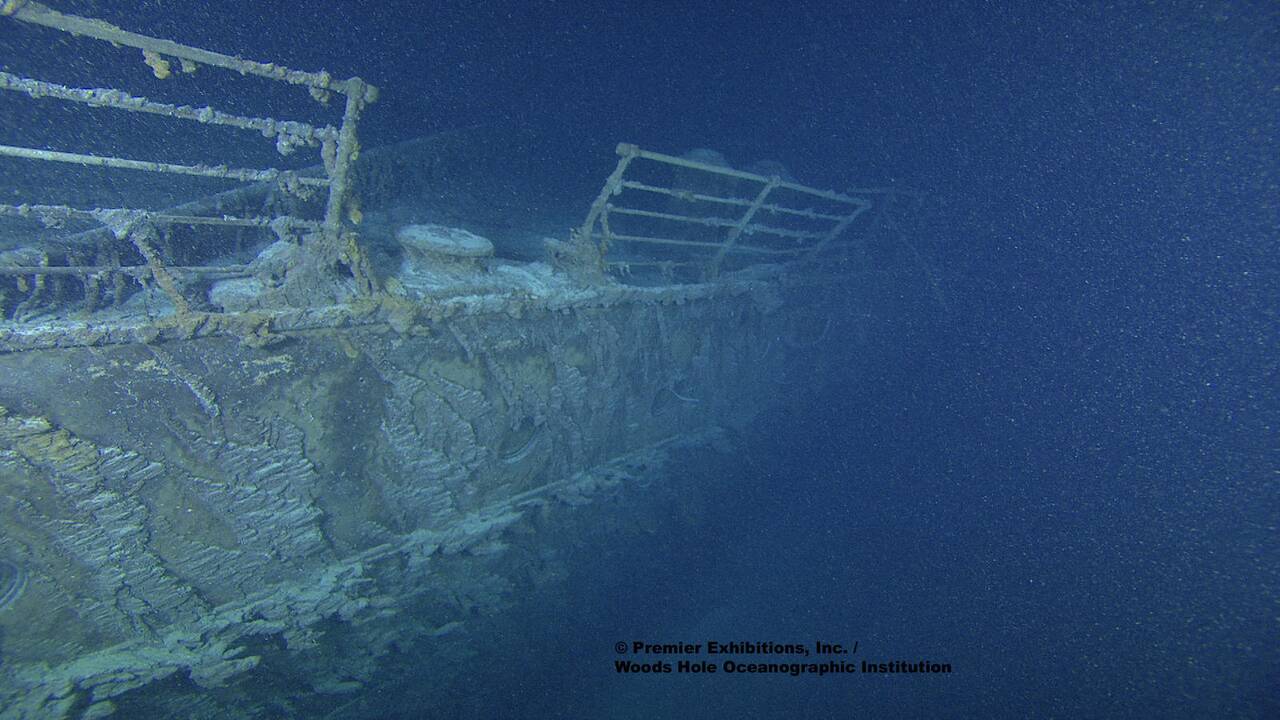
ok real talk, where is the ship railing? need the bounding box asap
[0,0,377,322]
[577,143,913,282]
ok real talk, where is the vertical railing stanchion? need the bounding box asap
[577,143,639,255]
[707,176,780,278]
[322,78,379,295]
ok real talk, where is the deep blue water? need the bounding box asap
[7,0,1277,717]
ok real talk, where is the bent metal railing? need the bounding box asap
[577,143,875,279]
[0,0,378,320]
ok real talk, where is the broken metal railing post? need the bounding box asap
[128,223,190,315]
[322,78,379,295]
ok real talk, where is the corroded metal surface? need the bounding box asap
[0,281,815,718]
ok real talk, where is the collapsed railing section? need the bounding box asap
[0,0,377,322]
[576,143,876,281]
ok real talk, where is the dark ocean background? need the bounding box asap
[8,0,1276,717]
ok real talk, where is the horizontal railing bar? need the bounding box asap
[605,205,739,228]
[0,203,323,232]
[149,213,322,231]
[616,143,870,208]
[598,233,724,249]
[0,144,330,185]
[846,187,925,197]
[757,205,848,222]
[2,0,369,97]
[619,180,751,208]
[603,205,828,243]
[593,232,801,255]
[617,143,777,185]
[0,264,250,277]
[618,181,850,222]
[0,71,337,146]
[744,224,828,241]
[606,207,842,242]
[606,260,700,267]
